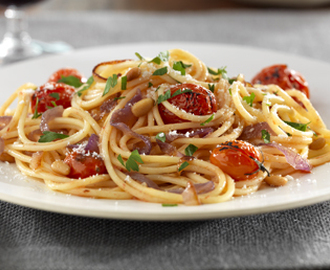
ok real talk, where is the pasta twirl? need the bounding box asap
[1,48,329,206]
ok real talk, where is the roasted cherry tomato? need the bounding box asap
[158,83,217,124]
[210,140,266,181]
[64,151,107,179]
[48,68,84,84]
[251,64,309,98]
[31,82,75,114]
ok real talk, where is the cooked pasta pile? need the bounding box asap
[1,48,329,205]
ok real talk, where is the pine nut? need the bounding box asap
[265,175,288,187]
[131,98,154,117]
[309,137,326,150]
[126,67,141,81]
[51,160,71,176]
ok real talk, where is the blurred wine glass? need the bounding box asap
[0,0,71,65]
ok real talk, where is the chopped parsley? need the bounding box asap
[114,96,126,101]
[102,74,118,96]
[38,131,69,143]
[185,144,198,156]
[135,52,144,60]
[57,75,83,88]
[152,67,168,76]
[284,121,310,132]
[208,84,215,93]
[178,161,190,172]
[155,132,166,142]
[77,76,94,97]
[228,88,232,96]
[156,88,192,104]
[162,203,178,207]
[149,51,170,65]
[200,114,214,126]
[117,150,144,172]
[243,92,256,107]
[49,92,60,100]
[121,76,127,90]
[32,98,42,119]
[261,129,271,143]
[148,82,153,87]
[207,66,228,80]
[172,61,192,75]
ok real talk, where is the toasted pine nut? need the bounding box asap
[309,137,326,150]
[51,160,71,176]
[126,67,141,81]
[131,98,154,117]
[265,175,288,187]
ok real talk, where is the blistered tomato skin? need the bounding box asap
[31,82,75,114]
[251,64,310,98]
[64,152,107,179]
[48,68,84,84]
[158,83,217,124]
[210,140,263,181]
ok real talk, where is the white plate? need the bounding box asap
[1,42,330,221]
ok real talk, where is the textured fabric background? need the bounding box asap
[1,9,330,270]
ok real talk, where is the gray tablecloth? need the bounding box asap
[1,9,330,270]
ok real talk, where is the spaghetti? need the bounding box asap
[0,48,329,205]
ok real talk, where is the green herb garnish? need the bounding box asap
[117,150,144,172]
[208,84,215,93]
[49,92,60,100]
[284,121,311,132]
[38,131,69,143]
[148,82,153,87]
[102,74,118,96]
[172,61,192,76]
[153,67,168,76]
[185,144,198,156]
[155,132,166,143]
[57,75,83,88]
[207,66,228,79]
[162,203,178,207]
[261,129,270,143]
[32,98,42,119]
[156,88,192,104]
[178,161,190,172]
[77,76,94,97]
[200,114,214,126]
[243,92,256,107]
[149,51,170,65]
[121,76,127,90]
[114,96,126,101]
[135,52,144,60]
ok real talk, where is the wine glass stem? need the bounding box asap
[4,6,32,48]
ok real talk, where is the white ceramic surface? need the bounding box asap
[1,42,330,221]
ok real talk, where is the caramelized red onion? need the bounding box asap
[156,139,184,157]
[28,129,43,142]
[168,181,215,195]
[127,172,160,189]
[110,90,152,155]
[84,134,100,153]
[166,127,214,142]
[265,142,312,172]
[182,181,201,206]
[239,122,276,141]
[0,116,12,131]
[40,106,64,132]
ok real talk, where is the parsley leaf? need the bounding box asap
[102,74,118,96]
[208,84,215,93]
[157,88,192,104]
[185,144,198,156]
[51,101,57,107]
[117,150,144,172]
[171,89,192,98]
[243,92,255,107]
[152,67,168,76]
[49,92,60,100]
[284,121,310,132]
[57,75,83,88]
[77,76,94,97]
[148,82,153,87]
[228,88,232,96]
[114,96,126,101]
[178,161,189,172]
[121,75,127,90]
[173,61,192,76]
[200,114,214,126]
[162,203,178,207]
[155,132,166,143]
[207,66,228,79]
[38,131,69,143]
[261,129,270,143]
[32,98,42,119]
[135,52,144,60]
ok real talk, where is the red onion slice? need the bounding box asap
[110,90,152,155]
[0,116,12,131]
[166,127,214,142]
[84,134,100,153]
[266,142,312,172]
[28,129,43,142]
[168,182,214,195]
[40,106,64,132]
[239,122,276,141]
[182,181,201,206]
[127,172,160,189]
[156,139,184,157]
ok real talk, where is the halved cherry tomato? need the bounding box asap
[64,151,107,179]
[31,82,75,114]
[48,68,84,84]
[158,83,217,124]
[251,64,309,98]
[210,140,265,181]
